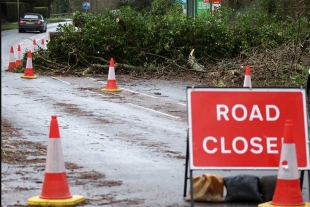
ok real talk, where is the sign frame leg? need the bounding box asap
[308,170,310,201]
[183,130,189,198]
[300,170,305,190]
[190,169,195,207]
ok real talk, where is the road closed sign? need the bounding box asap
[187,87,310,169]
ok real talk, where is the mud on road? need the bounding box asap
[2,73,288,207]
[1,118,147,206]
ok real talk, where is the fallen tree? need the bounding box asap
[48,32,64,41]
[27,4,309,87]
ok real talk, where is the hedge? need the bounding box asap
[2,2,18,22]
[1,2,31,22]
[34,7,48,18]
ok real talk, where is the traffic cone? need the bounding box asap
[8,46,16,70]
[33,39,37,51]
[41,39,46,49]
[101,58,122,92]
[21,50,37,79]
[258,120,310,207]
[27,116,85,206]
[243,65,252,88]
[15,45,22,67]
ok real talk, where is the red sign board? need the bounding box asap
[212,0,221,4]
[187,88,309,169]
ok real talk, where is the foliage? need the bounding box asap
[35,0,309,86]
[58,0,71,13]
[34,7,49,18]
[33,0,49,7]
[118,0,152,12]
[224,7,309,52]
[1,23,18,30]
[47,1,308,66]
[2,3,19,22]
[51,0,73,14]
[2,2,33,18]
[14,65,25,73]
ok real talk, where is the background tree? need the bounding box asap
[117,0,152,12]
[59,0,71,13]
[221,0,310,20]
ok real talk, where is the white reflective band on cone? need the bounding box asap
[17,52,21,60]
[277,144,299,180]
[243,75,252,87]
[26,57,32,68]
[108,66,116,80]
[45,139,66,173]
[10,53,15,61]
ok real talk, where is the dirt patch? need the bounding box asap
[170,154,186,159]
[1,119,22,137]
[76,171,105,180]
[53,102,94,117]
[95,180,123,187]
[23,90,37,95]
[83,194,145,206]
[163,150,186,159]
[2,118,131,206]
[52,102,120,125]
[66,162,84,170]
[77,87,99,92]
[93,116,113,124]
[1,119,46,164]
[116,132,185,160]
[2,140,46,164]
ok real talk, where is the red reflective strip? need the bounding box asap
[271,179,304,206]
[40,172,72,199]
[106,80,117,89]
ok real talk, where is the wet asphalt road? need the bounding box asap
[1,23,310,207]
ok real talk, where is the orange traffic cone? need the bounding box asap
[258,120,310,207]
[27,116,85,206]
[41,39,46,49]
[15,45,22,67]
[101,58,122,92]
[8,46,16,70]
[33,39,37,51]
[21,50,37,79]
[243,65,252,88]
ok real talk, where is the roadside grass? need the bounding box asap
[1,17,72,31]
[2,22,18,30]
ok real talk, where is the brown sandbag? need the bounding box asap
[187,174,224,202]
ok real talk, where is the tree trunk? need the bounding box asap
[48,31,82,41]
[116,18,126,32]
[48,32,64,41]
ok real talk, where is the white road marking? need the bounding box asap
[127,103,180,119]
[87,77,157,98]
[120,88,158,98]
[54,77,185,116]
[52,77,71,85]
[87,90,96,94]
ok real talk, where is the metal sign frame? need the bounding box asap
[183,86,310,207]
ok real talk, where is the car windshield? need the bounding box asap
[24,15,40,19]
